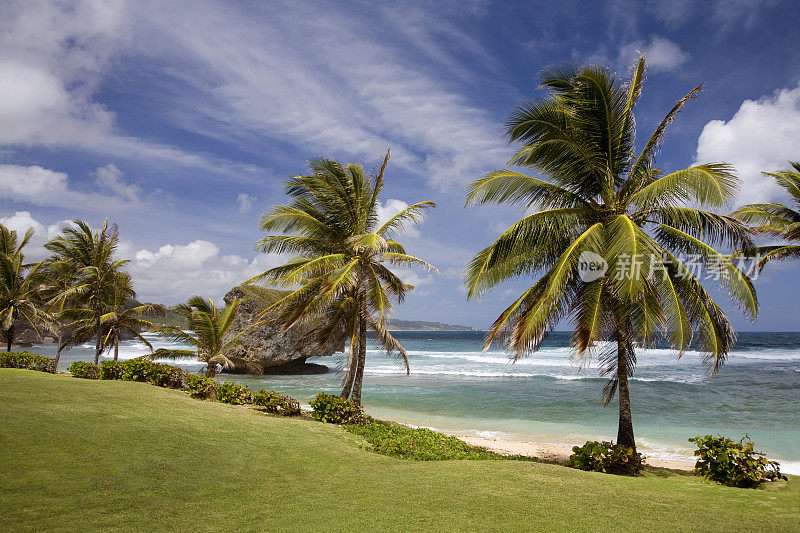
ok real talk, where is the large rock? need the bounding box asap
[222,287,345,374]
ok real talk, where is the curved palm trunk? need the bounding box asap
[340,330,358,399]
[93,312,102,365]
[616,337,636,451]
[350,303,368,406]
[5,326,12,352]
[54,330,64,370]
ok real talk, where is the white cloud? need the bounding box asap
[0,165,68,203]
[694,83,800,204]
[95,164,139,202]
[618,36,689,73]
[375,199,425,238]
[0,211,70,262]
[237,193,255,213]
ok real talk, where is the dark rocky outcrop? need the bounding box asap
[222,287,345,374]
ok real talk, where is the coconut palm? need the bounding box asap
[732,162,800,270]
[0,225,51,351]
[40,260,78,367]
[253,150,436,405]
[63,274,165,361]
[464,58,757,456]
[45,220,131,363]
[149,295,258,377]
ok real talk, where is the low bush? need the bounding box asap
[567,440,642,476]
[68,361,101,379]
[184,374,218,400]
[120,358,154,382]
[145,362,187,389]
[0,351,56,373]
[100,360,125,380]
[310,392,367,425]
[216,381,253,405]
[252,390,301,416]
[689,435,787,488]
[346,420,511,461]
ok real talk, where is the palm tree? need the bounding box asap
[0,225,51,351]
[45,220,130,364]
[63,274,165,361]
[253,150,436,405]
[150,295,258,377]
[40,260,77,368]
[464,58,757,456]
[732,162,800,270]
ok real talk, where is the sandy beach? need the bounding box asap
[455,435,697,471]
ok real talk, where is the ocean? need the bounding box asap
[28,330,800,474]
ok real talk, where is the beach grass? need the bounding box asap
[1,369,798,532]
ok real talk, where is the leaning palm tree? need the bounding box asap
[64,275,165,361]
[732,162,800,270]
[464,57,757,457]
[0,225,51,351]
[40,260,78,368]
[252,150,436,405]
[149,296,258,377]
[45,220,130,363]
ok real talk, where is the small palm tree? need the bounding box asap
[732,162,800,270]
[0,225,51,351]
[63,275,165,361]
[253,150,436,405]
[150,296,258,377]
[45,220,130,363]
[40,260,77,368]
[465,58,757,455]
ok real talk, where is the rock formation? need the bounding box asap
[222,287,345,374]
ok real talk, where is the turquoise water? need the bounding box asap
[33,330,800,473]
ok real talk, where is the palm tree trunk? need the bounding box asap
[616,337,636,451]
[340,330,358,399]
[5,325,12,352]
[55,330,63,370]
[350,307,368,406]
[93,312,102,365]
[114,339,119,361]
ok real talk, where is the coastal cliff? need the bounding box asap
[222,287,345,374]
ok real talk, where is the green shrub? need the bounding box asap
[567,441,642,476]
[144,362,187,389]
[252,390,301,416]
[100,360,125,380]
[0,352,56,373]
[346,420,513,461]
[310,392,367,425]
[184,374,218,400]
[689,435,787,488]
[216,381,253,405]
[120,358,154,382]
[68,361,101,379]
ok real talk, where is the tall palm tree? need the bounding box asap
[63,275,165,361]
[253,150,436,405]
[732,162,800,270]
[150,295,258,377]
[45,220,130,364]
[464,58,757,455]
[40,260,77,368]
[0,225,51,351]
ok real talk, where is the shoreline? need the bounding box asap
[451,434,697,470]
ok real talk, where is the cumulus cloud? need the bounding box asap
[237,193,255,213]
[618,36,689,73]
[694,83,800,204]
[0,165,68,203]
[0,211,70,262]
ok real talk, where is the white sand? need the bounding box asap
[455,435,696,471]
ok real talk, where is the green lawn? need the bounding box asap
[1,370,798,532]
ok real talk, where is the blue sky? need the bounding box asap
[1,0,799,330]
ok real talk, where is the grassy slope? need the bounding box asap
[1,370,798,533]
